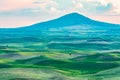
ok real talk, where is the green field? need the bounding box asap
[0,36,120,80]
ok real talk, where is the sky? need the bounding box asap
[0,0,120,28]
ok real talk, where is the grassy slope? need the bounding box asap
[0,36,120,80]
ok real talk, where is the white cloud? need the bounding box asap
[86,0,120,14]
[74,3,83,9]
[35,0,58,9]
[0,0,119,15]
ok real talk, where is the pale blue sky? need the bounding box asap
[0,0,120,28]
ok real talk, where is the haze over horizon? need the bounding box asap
[0,0,120,28]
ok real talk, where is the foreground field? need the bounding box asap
[0,39,120,80]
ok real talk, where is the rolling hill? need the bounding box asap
[0,13,120,80]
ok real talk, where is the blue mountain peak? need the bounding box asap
[65,12,82,17]
[59,12,90,20]
[67,12,85,16]
[18,12,119,30]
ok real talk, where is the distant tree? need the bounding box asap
[68,51,72,55]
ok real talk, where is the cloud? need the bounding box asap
[86,0,120,15]
[34,0,59,12]
[0,0,119,15]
